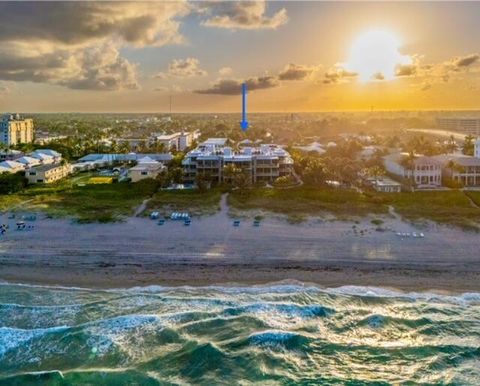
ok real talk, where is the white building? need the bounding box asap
[0,113,34,146]
[183,139,294,184]
[437,117,480,136]
[0,160,25,174]
[16,156,42,168]
[383,152,442,188]
[151,130,199,151]
[0,149,22,161]
[369,177,402,193]
[433,154,480,187]
[25,163,72,184]
[128,156,166,182]
[475,137,480,159]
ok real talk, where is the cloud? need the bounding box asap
[199,1,288,30]
[453,53,479,68]
[0,2,190,48]
[218,66,233,76]
[395,63,417,77]
[323,67,357,84]
[155,57,207,79]
[0,2,191,90]
[0,42,138,91]
[195,75,279,95]
[393,52,480,91]
[278,63,318,81]
[154,85,183,93]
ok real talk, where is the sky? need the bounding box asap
[0,1,479,113]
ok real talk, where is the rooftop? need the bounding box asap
[432,154,480,167]
[384,152,442,166]
[26,163,67,173]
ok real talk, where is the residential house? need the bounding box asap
[16,156,42,168]
[128,156,166,182]
[369,177,402,193]
[0,149,22,161]
[0,160,25,174]
[432,154,480,187]
[76,153,172,170]
[383,152,442,188]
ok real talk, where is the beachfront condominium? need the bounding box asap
[183,138,294,184]
[0,113,34,146]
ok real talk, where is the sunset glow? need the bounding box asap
[346,29,412,82]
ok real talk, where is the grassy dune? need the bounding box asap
[147,189,223,216]
[0,179,159,222]
[229,187,480,230]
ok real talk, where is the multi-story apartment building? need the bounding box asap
[383,152,442,188]
[151,130,200,151]
[183,139,294,184]
[25,163,72,184]
[0,113,34,146]
[437,117,480,136]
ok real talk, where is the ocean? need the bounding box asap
[0,282,479,385]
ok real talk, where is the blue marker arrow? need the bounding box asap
[240,82,249,131]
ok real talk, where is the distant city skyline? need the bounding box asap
[0,1,479,113]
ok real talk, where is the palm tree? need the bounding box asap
[399,151,416,181]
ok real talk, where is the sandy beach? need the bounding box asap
[1,195,479,293]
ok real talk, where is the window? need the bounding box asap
[141,171,148,175]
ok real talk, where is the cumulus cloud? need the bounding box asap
[393,52,480,88]
[323,67,357,84]
[195,75,279,95]
[453,53,479,68]
[218,66,233,76]
[199,1,288,30]
[0,2,191,90]
[0,42,138,91]
[278,63,318,81]
[395,63,417,77]
[0,2,190,47]
[155,57,207,79]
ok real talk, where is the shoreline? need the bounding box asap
[1,196,480,293]
[1,258,479,294]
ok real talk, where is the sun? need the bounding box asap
[345,29,411,82]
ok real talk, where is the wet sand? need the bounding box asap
[1,196,479,293]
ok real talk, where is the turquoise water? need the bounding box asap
[0,282,479,385]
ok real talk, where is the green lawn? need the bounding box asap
[147,188,223,216]
[0,178,159,222]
